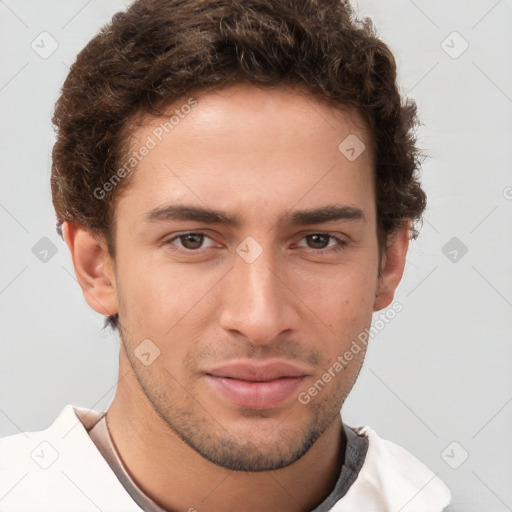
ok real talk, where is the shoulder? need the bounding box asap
[332,425,452,512]
[0,404,141,512]
[0,404,78,467]
[0,404,103,466]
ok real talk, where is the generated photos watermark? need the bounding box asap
[298,301,403,405]
[93,97,198,200]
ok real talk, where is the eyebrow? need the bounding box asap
[145,204,366,227]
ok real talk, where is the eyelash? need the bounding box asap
[163,232,348,255]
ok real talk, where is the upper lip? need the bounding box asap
[206,360,309,382]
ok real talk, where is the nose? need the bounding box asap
[219,243,300,346]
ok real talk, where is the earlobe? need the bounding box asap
[373,220,411,311]
[62,221,118,317]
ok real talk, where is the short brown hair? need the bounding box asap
[51,0,426,328]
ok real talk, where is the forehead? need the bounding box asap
[116,83,375,226]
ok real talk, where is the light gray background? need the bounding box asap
[1,1,511,510]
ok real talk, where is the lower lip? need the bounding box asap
[206,375,305,409]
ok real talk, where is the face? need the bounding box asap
[107,83,381,471]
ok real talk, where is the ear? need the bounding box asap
[374,219,410,311]
[62,221,118,317]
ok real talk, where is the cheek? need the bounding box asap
[116,254,222,338]
[292,266,376,360]
[296,264,376,319]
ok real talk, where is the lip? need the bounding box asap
[205,360,309,410]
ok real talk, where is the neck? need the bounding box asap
[106,356,344,512]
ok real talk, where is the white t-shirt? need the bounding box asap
[0,404,451,511]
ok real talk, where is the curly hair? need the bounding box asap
[51,0,426,330]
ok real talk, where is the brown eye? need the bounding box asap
[165,232,215,252]
[296,233,347,253]
[305,234,331,249]
[178,233,205,250]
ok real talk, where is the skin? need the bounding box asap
[63,82,410,512]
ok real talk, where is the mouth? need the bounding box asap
[205,360,309,410]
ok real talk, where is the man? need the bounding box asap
[0,0,452,510]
